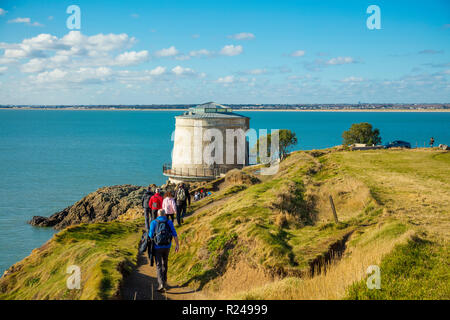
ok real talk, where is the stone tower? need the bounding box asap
[163,102,250,183]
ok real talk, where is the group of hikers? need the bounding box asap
[142,182,191,228]
[193,188,211,201]
[140,182,191,292]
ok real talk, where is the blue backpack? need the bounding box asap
[153,220,172,246]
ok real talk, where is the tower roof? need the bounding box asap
[177,102,248,119]
[190,102,232,113]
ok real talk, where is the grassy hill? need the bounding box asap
[1,148,448,300]
[0,221,142,299]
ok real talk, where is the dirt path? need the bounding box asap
[121,195,233,300]
[121,253,203,300]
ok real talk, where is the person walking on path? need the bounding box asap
[175,183,190,226]
[149,209,179,292]
[430,137,435,148]
[141,186,154,230]
[149,188,163,221]
[162,191,177,223]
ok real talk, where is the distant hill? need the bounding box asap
[1,103,449,111]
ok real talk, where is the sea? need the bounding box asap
[0,109,449,274]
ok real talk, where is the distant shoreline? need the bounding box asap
[1,107,449,112]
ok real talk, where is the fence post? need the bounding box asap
[329,195,339,223]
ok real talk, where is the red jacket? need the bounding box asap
[149,193,163,211]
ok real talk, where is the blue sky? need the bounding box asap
[0,0,449,104]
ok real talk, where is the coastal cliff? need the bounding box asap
[29,185,146,230]
[1,148,448,300]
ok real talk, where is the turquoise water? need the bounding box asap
[0,110,449,274]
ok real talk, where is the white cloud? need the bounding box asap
[0,8,8,16]
[290,50,305,57]
[227,32,255,40]
[247,69,267,75]
[418,49,444,55]
[60,31,136,54]
[33,68,67,83]
[0,57,16,64]
[115,50,149,66]
[8,17,43,27]
[8,17,30,24]
[155,46,179,57]
[340,76,364,83]
[4,49,28,58]
[189,49,211,57]
[0,31,136,64]
[326,56,355,65]
[30,67,113,84]
[148,66,166,76]
[50,55,70,64]
[21,58,47,73]
[23,33,68,51]
[74,67,112,83]
[216,75,235,83]
[175,55,191,61]
[171,65,194,76]
[220,45,243,56]
[0,66,8,74]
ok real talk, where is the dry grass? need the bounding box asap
[330,150,450,241]
[206,259,278,299]
[224,169,260,186]
[312,176,373,223]
[117,207,142,221]
[232,226,415,300]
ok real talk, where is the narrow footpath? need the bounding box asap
[120,196,231,300]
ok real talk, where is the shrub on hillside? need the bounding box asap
[225,169,260,186]
[342,122,381,146]
[271,181,312,226]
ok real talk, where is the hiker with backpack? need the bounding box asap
[175,183,190,226]
[149,188,163,221]
[142,186,154,230]
[162,191,177,223]
[149,209,179,292]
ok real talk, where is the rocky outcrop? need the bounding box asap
[29,185,146,230]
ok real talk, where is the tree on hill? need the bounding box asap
[342,122,381,146]
[254,129,298,162]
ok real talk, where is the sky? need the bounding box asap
[0,0,449,105]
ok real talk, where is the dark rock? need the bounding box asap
[29,184,146,230]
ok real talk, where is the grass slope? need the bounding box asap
[230,148,449,299]
[346,236,449,299]
[0,220,142,300]
[167,151,383,296]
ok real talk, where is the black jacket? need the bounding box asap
[175,186,191,206]
[142,190,154,209]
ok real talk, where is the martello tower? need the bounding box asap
[163,102,250,183]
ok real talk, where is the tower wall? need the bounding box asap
[171,116,249,175]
